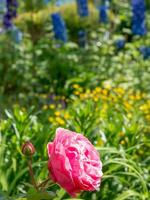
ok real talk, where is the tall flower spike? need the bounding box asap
[3,0,18,29]
[51,12,68,43]
[131,0,147,35]
[76,0,89,17]
[99,5,108,24]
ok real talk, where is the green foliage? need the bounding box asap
[0,1,150,200]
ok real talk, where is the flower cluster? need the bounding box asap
[51,12,68,42]
[71,84,150,122]
[99,5,108,24]
[41,84,150,129]
[139,46,150,59]
[3,0,18,29]
[76,0,89,17]
[78,30,87,47]
[131,0,146,35]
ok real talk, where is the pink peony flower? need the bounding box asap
[47,128,103,197]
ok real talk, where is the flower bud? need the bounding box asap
[22,141,35,156]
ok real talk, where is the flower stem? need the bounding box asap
[27,157,38,190]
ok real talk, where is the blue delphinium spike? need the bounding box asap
[99,5,108,23]
[131,0,146,35]
[139,46,150,59]
[76,0,89,17]
[115,39,125,50]
[78,30,87,47]
[51,12,68,42]
[3,0,18,29]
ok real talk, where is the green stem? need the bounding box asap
[27,157,38,190]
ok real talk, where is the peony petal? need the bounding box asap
[47,142,53,158]
[47,127,103,197]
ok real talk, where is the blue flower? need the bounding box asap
[76,0,89,17]
[3,0,18,29]
[78,30,87,47]
[115,39,125,49]
[51,12,68,42]
[131,0,146,35]
[139,46,150,59]
[99,5,108,23]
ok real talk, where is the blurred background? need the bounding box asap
[0,0,150,199]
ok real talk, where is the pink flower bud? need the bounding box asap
[47,128,103,197]
[22,141,35,156]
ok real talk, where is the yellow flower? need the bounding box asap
[114,87,125,96]
[124,101,132,110]
[102,89,108,96]
[119,131,125,137]
[120,140,125,145]
[49,104,55,109]
[64,112,70,119]
[42,105,48,110]
[95,87,101,93]
[79,94,85,100]
[93,96,99,102]
[129,94,141,100]
[101,95,108,100]
[56,117,65,125]
[73,91,80,96]
[48,117,54,123]
[72,84,80,89]
[54,111,61,116]
[140,104,148,111]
